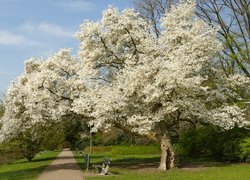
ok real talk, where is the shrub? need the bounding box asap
[19,130,41,162]
[240,137,250,162]
[0,141,23,164]
[111,145,160,155]
[178,125,249,162]
[84,145,160,155]
[91,128,156,146]
[178,126,217,158]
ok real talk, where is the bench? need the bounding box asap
[93,157,112,175]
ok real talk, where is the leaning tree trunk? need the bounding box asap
[158,134,175,171]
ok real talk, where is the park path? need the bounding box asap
[37,148,84,180]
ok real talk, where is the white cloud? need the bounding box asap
[56,0,95,12]
[21,22,74,37]
[0,31,25,46]
[0,30,42,46]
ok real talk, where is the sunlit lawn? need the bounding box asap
[74,150,250,180]
[0,150,61,180]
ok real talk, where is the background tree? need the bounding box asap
[133,0,250,77]
[40,123,65,151]
[63,119,90,150]
[196,0,250,77]
[133,0,180,38]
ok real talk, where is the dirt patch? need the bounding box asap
[125,165,207,172]
[137,167,163,173]
[124,163,209,172]
[178,163,210,171]
[115,162,159,170]
[181,167,208,171]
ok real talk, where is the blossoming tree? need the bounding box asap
[77,2,249,170]
[0,1,249,171]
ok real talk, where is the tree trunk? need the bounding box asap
[89,126,93,154]
[158,134,175,171]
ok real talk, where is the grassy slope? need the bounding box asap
[74,146,250,180]
[0,150,61,180]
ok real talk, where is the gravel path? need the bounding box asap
[37,149,84,180]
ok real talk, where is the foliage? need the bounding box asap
[111,146,160,155]
[19,130,41,162]
[240,137,250,161]
[84,145,160,155]
[0,140,22,164]
[39,124,65,151]
[177,126,217,158]
[63,119,89,150]
[91,128,156,146]
[178,126,250,162]
[18,123,65,161]
[0,123,65,163]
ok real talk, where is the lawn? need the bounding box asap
[0,150,61,180]
[74,146,250,180]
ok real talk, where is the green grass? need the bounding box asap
[74,146,250,180]
[0,150,61,180]
[88,164,250,180]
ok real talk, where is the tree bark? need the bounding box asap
[158,134,175,170]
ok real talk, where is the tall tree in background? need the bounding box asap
[196,0,250,77]
[133,0,250,77]
[133,0,180,38]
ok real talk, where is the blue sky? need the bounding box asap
[0,0,133,93]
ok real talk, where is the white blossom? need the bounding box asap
[1,1,249,142]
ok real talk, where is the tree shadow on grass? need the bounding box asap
[0,162,83,180]
[0,165,47,180]
[178,161,238,169]
[87,155,245,171]
[85,156,160,171]
[111,157,160,169]
[176,157,238,168]
[32,156,76,162]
